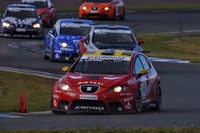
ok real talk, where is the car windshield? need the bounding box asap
[60,23,92,35]
[22,1,47,8]
[87,0,111,2]
[70,55,131,74]
[6,8,37,18]
[92,29,135,44]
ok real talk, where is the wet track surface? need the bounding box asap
[0,11,200,129]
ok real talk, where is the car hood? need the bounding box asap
[2,17,38,25]
[94,43,137,51]
[57,35,84,44]
[64,73,128,88]
[83,2,112,7]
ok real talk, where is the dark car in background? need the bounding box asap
[0,4,44,38]
[20,0,56,27]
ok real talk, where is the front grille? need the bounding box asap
[70,100,107,112]
[17,24,26,28]
[80,84,100,93]
[91,7,98,10]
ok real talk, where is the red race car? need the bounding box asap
[20,0,56,27]
[51,49,162,114]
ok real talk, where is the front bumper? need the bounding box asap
[0,26,43,37]
[79,9,114,19]
[52,48,79,61]
[52,91,135,113]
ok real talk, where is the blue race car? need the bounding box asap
[43,19,95,62]
[0,4,44,38]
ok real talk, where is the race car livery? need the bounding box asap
[44,19,95,62]
[79,0,125,20]
[20,0,56,27]
[51,49,162,114]
[0,4,44,38]
[78,25,145,55]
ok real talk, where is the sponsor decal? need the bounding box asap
[94,29,131,34]
[81,56,131,61]
[55,90,62,93]
[75,106,104,111]
[127,77,137,85]
[124,97,133,102]
[78,81,103,86]
[53,94,59,99]
[22,0,46,2]
[125,102,132,109]
[60,47,74,51]
[53,99,57,106]
[120,93,131,96]
[80,94,98,100]
[3,17,37,25]
[8,7,35,11]
[66,92,76,97]
[61,23,90,28]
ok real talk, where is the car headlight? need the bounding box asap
[2,22,10,28]
[33,23,41,28]
[109,85,128,92]
[104,7,110,11]
[82,6,87,10]
[59,42,69,47]
[59,83,72,91]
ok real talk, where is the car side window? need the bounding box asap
[134,56,143,74]
[85,29,91,45]
[139,55,150,70]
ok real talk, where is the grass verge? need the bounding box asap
[1,127,200,133]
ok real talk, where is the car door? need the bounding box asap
[133,54,153,102]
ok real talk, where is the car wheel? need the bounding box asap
[119,7,125,20]
[112,8,116,20]
[43,49,49,60]
[154,84,162,111]
[134,88,142,113]
[50,46,55,62]
[50,13,56,27]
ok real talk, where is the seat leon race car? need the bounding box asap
[79,0,125,20]
[20,0,56,27]
[51,49,162,114]
[0,4,44,38]
[78,25,145,55]
[43,19,95,62]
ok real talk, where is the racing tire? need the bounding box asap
[112,8,116,20]
[119,8,125,20]
[134,88,142,113]
[50,46,55,62]
[43,50,49,60]
[50,13,56,27]
[149,84,162,111]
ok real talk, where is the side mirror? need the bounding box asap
[62,66,69,72]
[138,40,144,45]
[81,38,86,42]
[139,69,148,76]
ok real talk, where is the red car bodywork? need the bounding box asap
[19,0,56,27]
[51,50,162,114]
[79,0,125,20]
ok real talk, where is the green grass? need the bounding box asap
[1,127,200,133]
[137,34,200,63]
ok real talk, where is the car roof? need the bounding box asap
[7,4,36,9]
[93,25,130,30]
[83,49,138,58]
[59,19,95,25]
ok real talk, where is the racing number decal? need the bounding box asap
[140,77,155,99]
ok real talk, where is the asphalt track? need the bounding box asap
[0,11,200,129]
